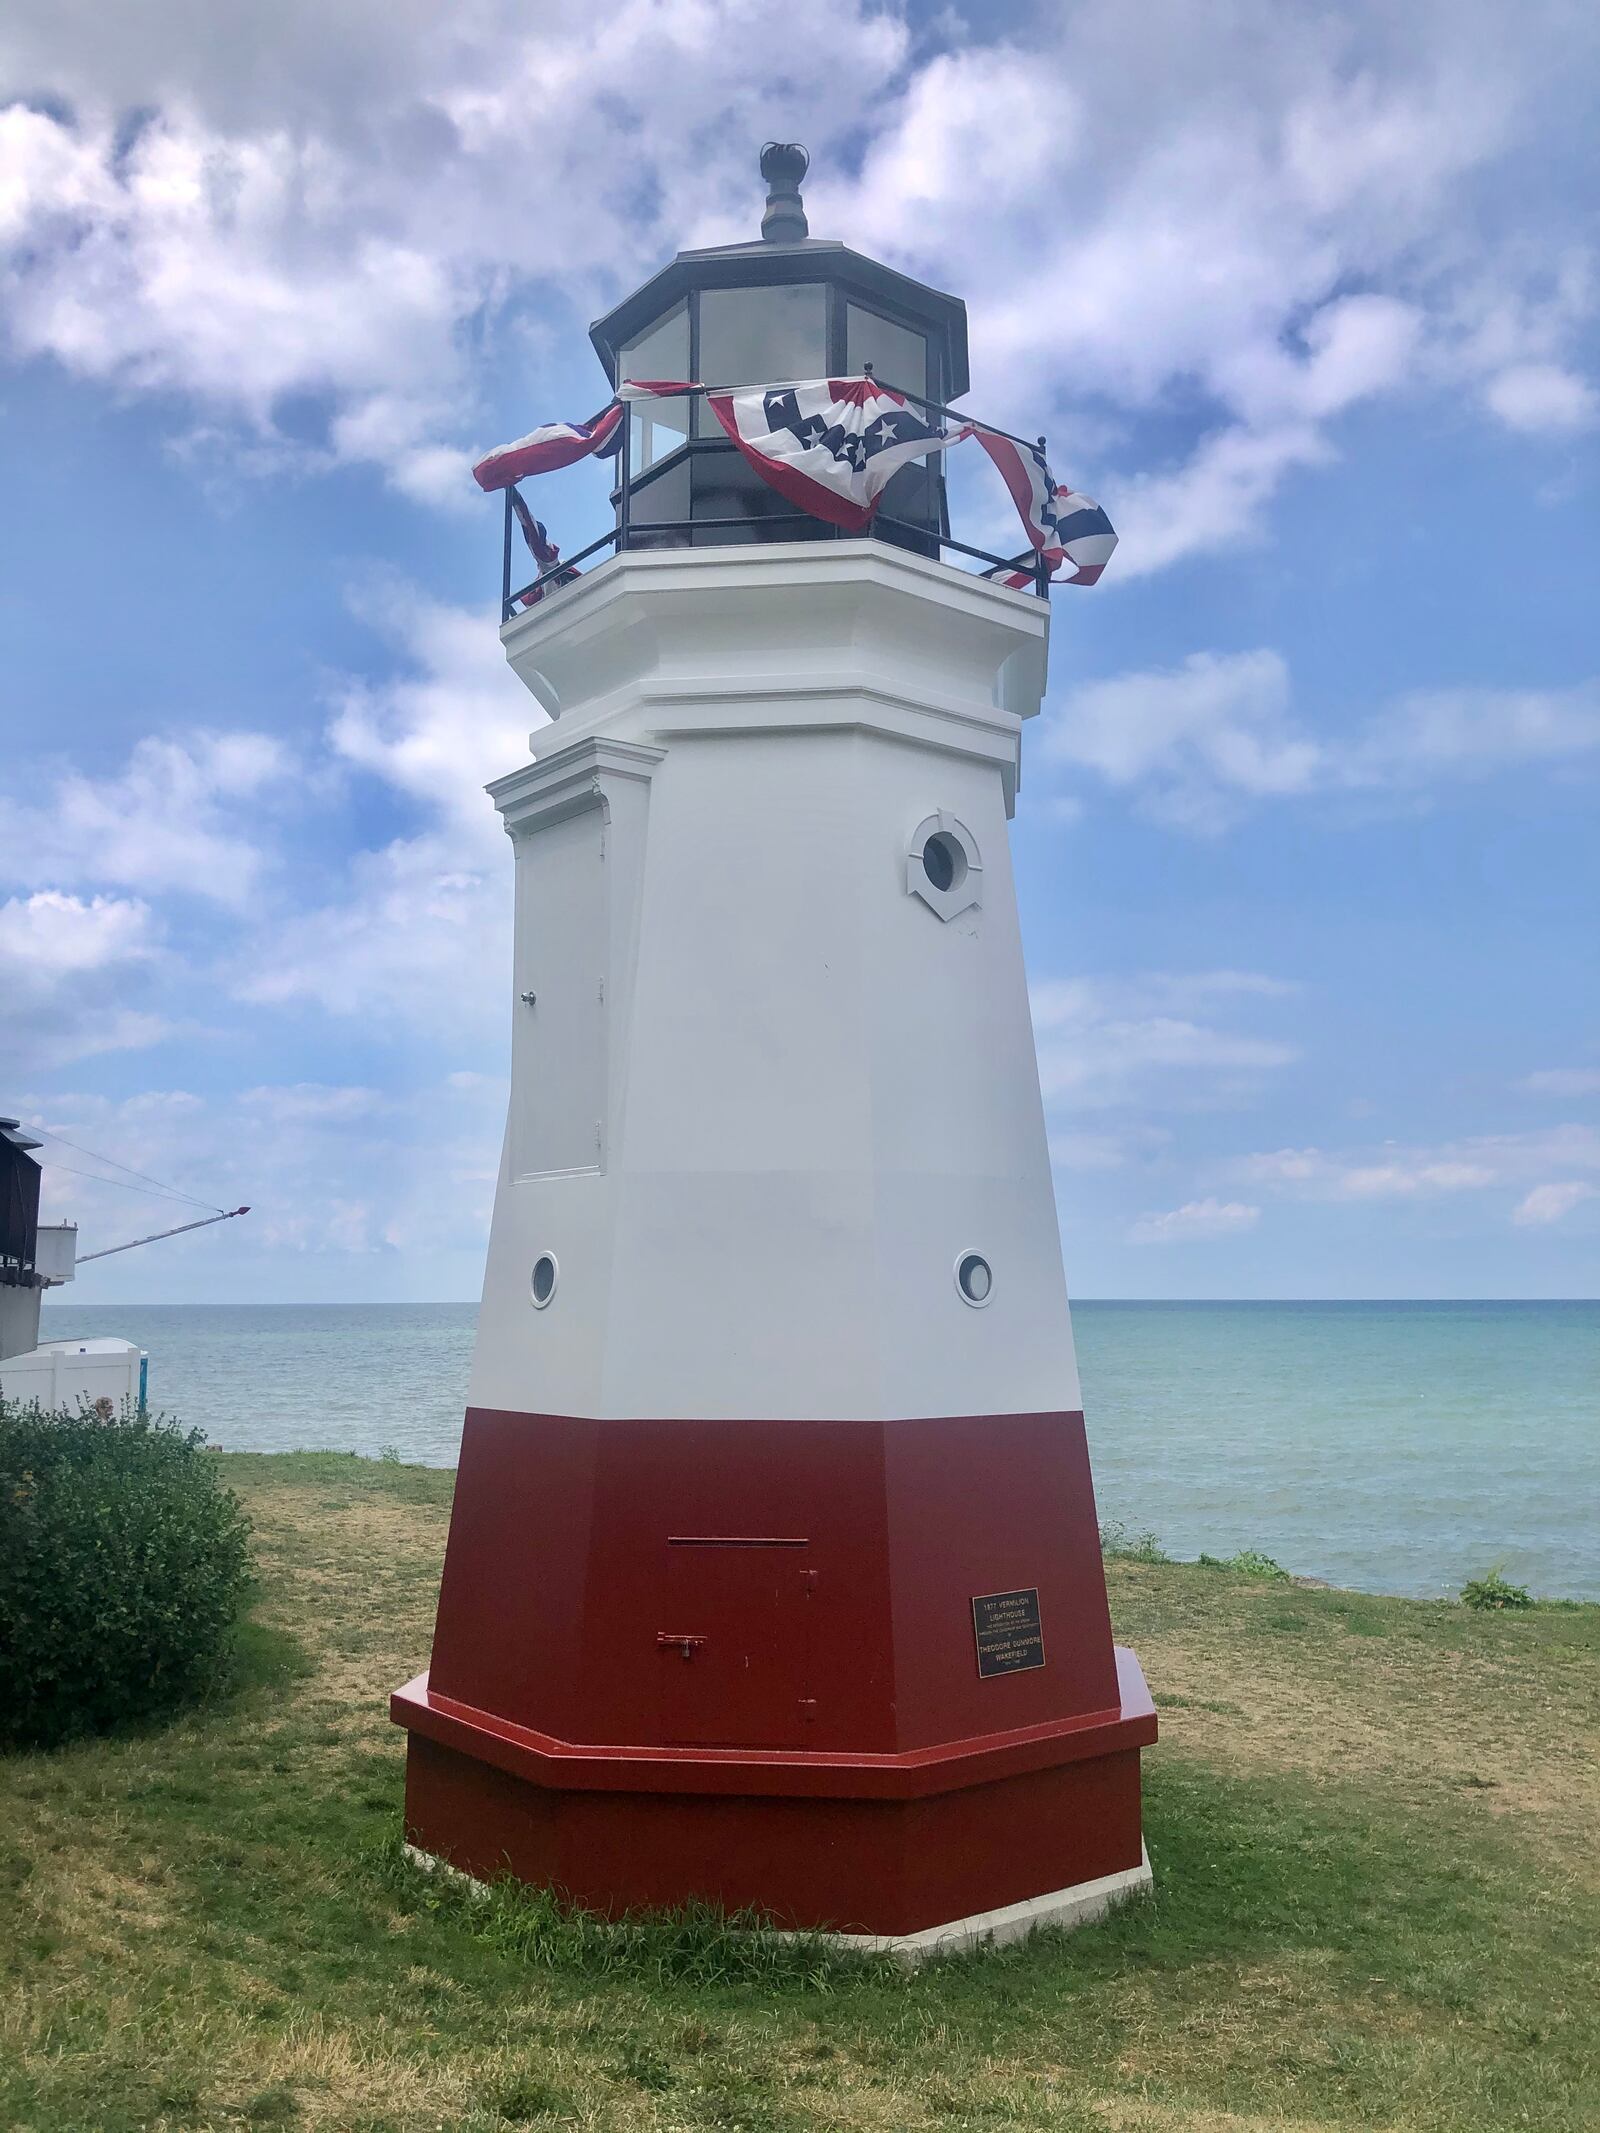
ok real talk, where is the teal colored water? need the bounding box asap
[36,1298,1599,1602]
[1073,1301,1597,1603]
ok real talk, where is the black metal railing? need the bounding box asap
[501,377,1052,621]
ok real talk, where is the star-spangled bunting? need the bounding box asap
[506,489,578,610]
[699,376,965,533]
[473,377,1116,593]
[472,400,624,491]
[968,428,1118,587]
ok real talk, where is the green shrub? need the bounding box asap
[1460,1567,1534,1611]
[1099,1519,1170,1563]
[1199,1548,1292,1582]
[0,1400,252,1750]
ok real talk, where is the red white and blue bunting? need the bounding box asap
[472,400,624,491]
[507,490,578,608]
[968,428,1118,588]
[473,377,1116,591]
[694,376,965,533]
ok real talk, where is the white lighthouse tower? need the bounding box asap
[394,148,1153,1955]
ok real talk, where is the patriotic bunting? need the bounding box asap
[969,429,1118,587]
[472,400,624,491]
[507,489,578,609]
[701,376,965,534]
[475,378,1117,591]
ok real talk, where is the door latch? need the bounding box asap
[656,1632,708,1661]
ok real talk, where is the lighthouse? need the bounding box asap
[392,148,1155,1955]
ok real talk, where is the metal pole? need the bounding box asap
[1035,437,1051,597]
[617,395,632,554]
[76,1206,251,1265]
[501,487,513,622]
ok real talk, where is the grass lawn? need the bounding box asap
[2,1449,1597,2132]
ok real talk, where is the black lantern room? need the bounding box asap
[590,145,969,555]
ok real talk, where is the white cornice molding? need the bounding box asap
[488,735,665,835]
[500,537,1049,657]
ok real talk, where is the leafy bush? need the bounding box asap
[1461,1567,1534,1611]
[1099,1519,1170,1564]
[0,1400,252,1750]
[1199,1548,1292,1582]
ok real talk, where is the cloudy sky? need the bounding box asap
[3,0,1596,1304]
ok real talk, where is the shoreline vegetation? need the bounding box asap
[3,1448,1597,2131]
[1096,1520,1547,1612]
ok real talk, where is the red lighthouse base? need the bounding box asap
[392,1408,1154,1941]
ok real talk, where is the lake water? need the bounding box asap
[37,1298,1599,1602]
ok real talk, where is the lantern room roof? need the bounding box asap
[589,228,970,401]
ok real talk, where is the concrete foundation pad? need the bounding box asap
[817,1846,1153,1966]
[402,1840,1152,1968]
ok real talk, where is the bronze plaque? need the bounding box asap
[971,1587,1045,1678]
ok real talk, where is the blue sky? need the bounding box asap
[2,0,1596,1304]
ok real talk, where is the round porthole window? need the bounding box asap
[530,1253,559,1308]
[956,1252,993,1307]
[907,813,981,921]
[921,830,967,895]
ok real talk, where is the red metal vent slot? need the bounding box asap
[667,1536,810,1548]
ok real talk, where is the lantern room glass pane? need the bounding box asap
[620,300,690,471]
[695,283,827,433]
[846,304,929,402]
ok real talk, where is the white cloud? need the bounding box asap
[1031,971,1298,1111]
[1239,1145,1495,1199]
[0,588,522,1059]
[237,829,509,1030]
[0,892,168,1070]
[23,1072,505,1268]
[1108,423,1330,582]
[822,5,1593,562]
[1484,363,1598,435]
[1045,650,1320,828]
[0,586,539,1272]
[238,583,530,1027]
[1354,681,1600,782]
[1047,655,1600,826]
[239,1083,388,1123]
[1337,1160,1494,1198]
[0,889,155,972]
[1521,1067,1600,1098]
[0,730,289,905]
[0,0,911,495]
[1048,1124,1175,1172]
[328,585,534,846]
[1512,1181,1597,1227]
[1050,1133,1130,1172]
[0,1,1593,547]
[1237,1126,1600,1208]
[1130,1197,1261,1244]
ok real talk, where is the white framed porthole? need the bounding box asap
[907,812,981,921]
[530,1253,559,1308]
[920,828,967,894]
[955,1251,993,1307]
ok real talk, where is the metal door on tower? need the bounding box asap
[657,1538,814,1748]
